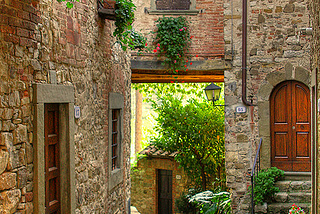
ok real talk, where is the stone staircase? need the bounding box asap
[256,172,311,214]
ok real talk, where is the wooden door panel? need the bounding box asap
[273,85,289,123]
[158,169,172,214]
[274,132,289,157]
[271,81,311,172]
[294,85,309,123]
[295,132,309,158]
[45,104,60,214]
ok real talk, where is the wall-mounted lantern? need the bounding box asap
[204,83,226,107]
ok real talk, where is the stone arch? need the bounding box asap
[257,63,310,169]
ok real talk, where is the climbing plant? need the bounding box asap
[56,0,146,51]
[153,16,192,74]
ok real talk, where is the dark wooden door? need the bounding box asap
[271,81,311,172]
[45,104,60,214]
[158,169,172,214]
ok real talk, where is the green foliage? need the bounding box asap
[56,0,79,8]
[175,189,199,214]
[151,94,225,190]
[132,83,225,190]
[154,16,192,73]
[132,82,215,103]
[189,191,231,214]
[114,0,144,51]
[251,167,284,204]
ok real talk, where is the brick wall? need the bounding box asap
[132,0,224,59]
[131,157,190,214]
[0,0,131,213]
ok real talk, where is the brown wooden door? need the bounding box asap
[158,169,172,214]
[271,81,311,172]
[45,104,60,214]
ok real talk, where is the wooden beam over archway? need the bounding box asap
[131,59,230,83]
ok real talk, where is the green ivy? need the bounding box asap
[250,167,284,205]
[154,16,192,74]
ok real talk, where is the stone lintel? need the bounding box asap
[33,84,74,104]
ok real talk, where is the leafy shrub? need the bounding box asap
[189,190,231,214]
[251,167,284,204]
[175,190,199,214]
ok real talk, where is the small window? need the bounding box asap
[111,109,121,171]
[156,0,190,10]
[148,0,198,15]
[108,92,124,190]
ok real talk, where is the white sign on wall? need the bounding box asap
[236,106,247,113]
[74,106,81,119]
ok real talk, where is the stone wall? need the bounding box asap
[131,157,190,214]
[223,0,311,212]
[310,0,320,212]
[0,0,131,213]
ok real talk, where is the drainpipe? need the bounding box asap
[242,0,253,106]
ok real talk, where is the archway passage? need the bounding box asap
[270,81,311,172]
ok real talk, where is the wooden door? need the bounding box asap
[45,104,60,214]
[158,169,172,214]
[271,81,311,172]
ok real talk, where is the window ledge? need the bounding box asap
[147,9,200,15]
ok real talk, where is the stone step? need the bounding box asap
[284,172,311,181]
[266,203,311,214]
[274,192,311,203]
[275,180,311,193]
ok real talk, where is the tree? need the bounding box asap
[144,83,225,191]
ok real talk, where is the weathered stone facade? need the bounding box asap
[310,0,320,212]
[224,0,312,212]
[0,0,131,213]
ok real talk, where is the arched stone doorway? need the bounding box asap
[270,80,311,172]
[257,63,311,170]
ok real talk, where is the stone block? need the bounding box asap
[17,167,27,189]
[13,124,28,144]
[258,82,273,101]
[295,66,309,84]
[8,91,20,107]
[0,132,13,147]
[0,189,21,213]
[25,192,33,202]
[2,120,11,131]
[26,143,33,164]
[0,150,9,174]
[284,3,295,13]
[266,71,285,87]
[2,108,14,120]
[26,202,33,214]
[0,172,17,191]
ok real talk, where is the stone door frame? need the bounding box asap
[257,63,310,170]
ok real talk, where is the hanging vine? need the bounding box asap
[153,16,192,74]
